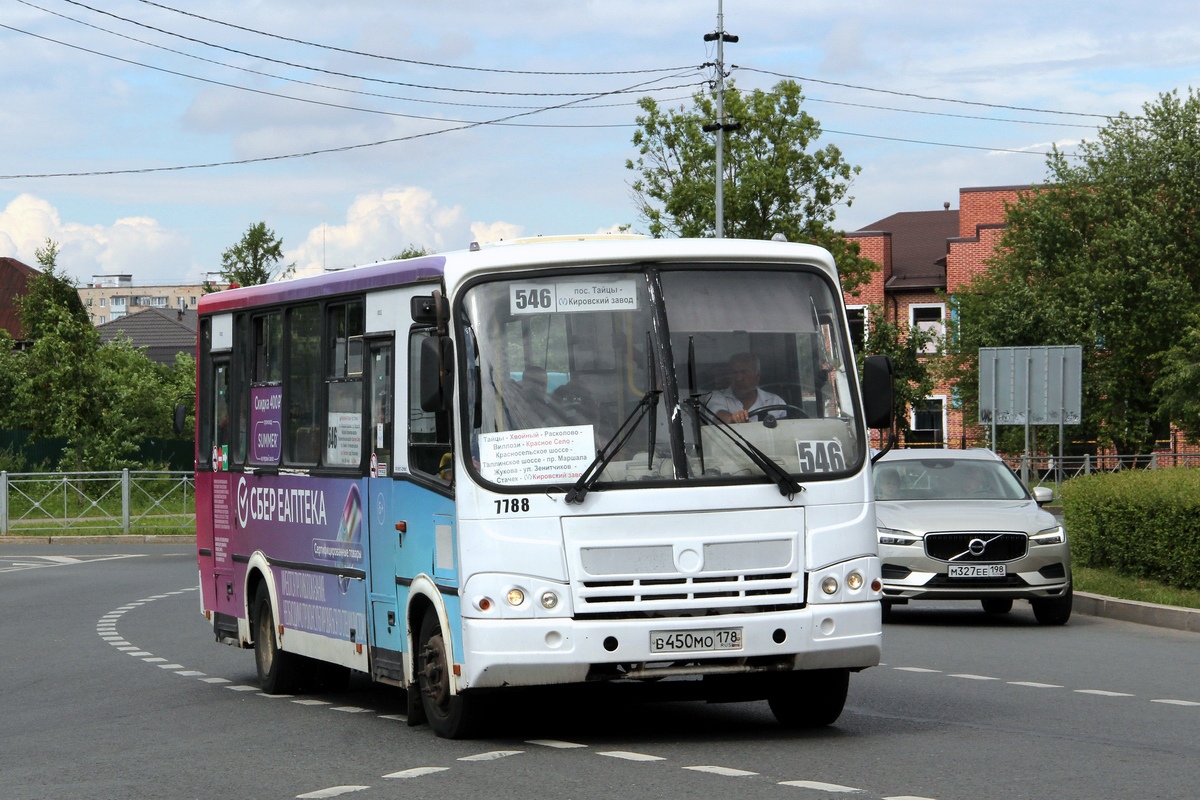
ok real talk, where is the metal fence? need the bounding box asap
[1010,453,1200,497]
[0,470,195,536]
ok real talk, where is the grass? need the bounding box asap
[1073,565,1200,610]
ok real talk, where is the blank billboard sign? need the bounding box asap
[979,346,1082,425]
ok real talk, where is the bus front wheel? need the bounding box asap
[768,668,850,729]
[254,583,300,694]
[416,607,481,738]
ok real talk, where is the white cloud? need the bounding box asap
[288,186,522,275]
[0,194,193,284]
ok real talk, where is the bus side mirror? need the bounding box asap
[411,294,449,328]
[420,335,455,412]
[173,403,187,435]
[862,355,894,430]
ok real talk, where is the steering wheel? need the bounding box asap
[750,404,809,425]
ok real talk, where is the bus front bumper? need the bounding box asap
[459,602,881,690]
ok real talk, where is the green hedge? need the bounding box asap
[1061,469,1200,590]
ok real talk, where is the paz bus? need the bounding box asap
[195,235,894,738]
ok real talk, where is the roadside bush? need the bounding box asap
[1061,468,1200,590]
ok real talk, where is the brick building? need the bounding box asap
[0,256,40,341]
[78,274,205,327]
[846,184,1036,448]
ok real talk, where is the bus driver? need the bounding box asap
[706,352,786,424]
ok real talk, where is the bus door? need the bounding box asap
[365,339,406,673]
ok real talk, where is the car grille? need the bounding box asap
[925,532,1028,562]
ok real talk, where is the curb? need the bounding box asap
[0,535,194,545]
[1075,591,1200,634]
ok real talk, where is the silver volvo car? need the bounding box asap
[874,448,1072,625]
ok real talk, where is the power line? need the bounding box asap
[734,65,1115,119]
[821,127,1080,157]
[805,95,1099,129]
[51,0,704,97]
[0,63,685,179]
[130,0,696,77]
[0,22,701,127]
[16,0,691,113]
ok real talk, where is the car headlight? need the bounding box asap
[1031,526,1065,546]
[878,527,920,546]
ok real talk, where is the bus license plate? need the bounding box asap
[649,628,743,654]
[948,564,1007,578]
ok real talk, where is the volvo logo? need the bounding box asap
[968,538,987,556]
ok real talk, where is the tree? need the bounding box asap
[626,80,877,293]
[949,89,1200,454]
[391,245,431,260]
[219,222,295,287]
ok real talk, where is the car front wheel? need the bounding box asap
[1031,583,1073,625]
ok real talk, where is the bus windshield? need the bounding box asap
[459,265,864,490]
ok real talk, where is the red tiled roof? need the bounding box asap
[0,257,40,339]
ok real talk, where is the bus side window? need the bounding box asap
[285,304,321,465]
[325,301,365,469]
[408,328,452,484]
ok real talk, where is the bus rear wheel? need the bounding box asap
[416,607,481,739]
[254,583,300,694]
[768,668,850,729]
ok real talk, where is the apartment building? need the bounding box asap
[78,274,206,326]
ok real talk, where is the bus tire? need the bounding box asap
[768,668,850,729]
[416,606,480,738]
[254,583,300,694]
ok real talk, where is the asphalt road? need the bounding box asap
[2,542,1197,800]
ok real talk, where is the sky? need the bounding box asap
[1,0,1197,288]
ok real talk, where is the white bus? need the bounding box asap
[196,235,894,738]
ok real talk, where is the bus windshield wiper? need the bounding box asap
[690,402,803,499]
[564,388,661,505]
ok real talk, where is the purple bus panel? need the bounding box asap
[250,385,283,463]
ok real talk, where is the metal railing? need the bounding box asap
[0,470,195,536]
[1008,453,1200,497]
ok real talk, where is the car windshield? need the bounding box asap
[874,458,1028,501]
[459,265,865,490]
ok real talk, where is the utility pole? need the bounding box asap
[703,0,738,238]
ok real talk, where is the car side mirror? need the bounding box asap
[1032,486,1054,506]
[862,355,894,430]
[419,335,454,413]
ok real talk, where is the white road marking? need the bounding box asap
[884,796,941,800]
[127,651,153,657]
[1008,681,1062,688]
[293,699,332,706]
[201,677,231,684]
[115,646,140,651]
[893,667,941,673]
[258,693,295,699]
[39,556,81,564]
[1075,689,1134,697]
[226,685,260,692]
[1151,699,1200,706]
[108,641,132,647]
[378,714,407,721]
[458,750,522,761]
[296,786,370,798]
[142,657,167,663]
[157,664,185,669]
[175,670,205,677]
[598,751,665,762]
[779,779,863,792]
[527,739,586,748]
[382,767,449,779]
[331,706,371,713]
[685,765,757,777]
[948,673,998,681]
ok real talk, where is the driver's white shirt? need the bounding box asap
[706,386,787,419]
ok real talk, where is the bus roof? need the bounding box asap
[197,238,837,315]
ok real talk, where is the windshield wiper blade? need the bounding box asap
[565,389,662,505]
[691,402,803,499]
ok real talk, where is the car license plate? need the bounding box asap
[948,564,1007,578]
[649,627,743,654]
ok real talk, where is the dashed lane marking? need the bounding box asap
[296,786,370,798]
[893,667,941,673]
[293,699,332,706]
[226,685,260,692]
[947,673,998,681]
[458,750,522,761]
[1008,681,1062,688]
[598,751,665,762]
[332,706,371,713]
[685,765,758,777]
[201,677,231,684]
[382,767,449,779]
[527,739,586,748]
[1152,699,1200,706]
[1075,689,1135,697]
[779,779,863,792]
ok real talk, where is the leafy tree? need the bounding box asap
[17,239,90,339]
[857,305,939,439]
[626,80,877,293]
[391,245,431,259]
[219,222,295,287]
[949,89,1200,454]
